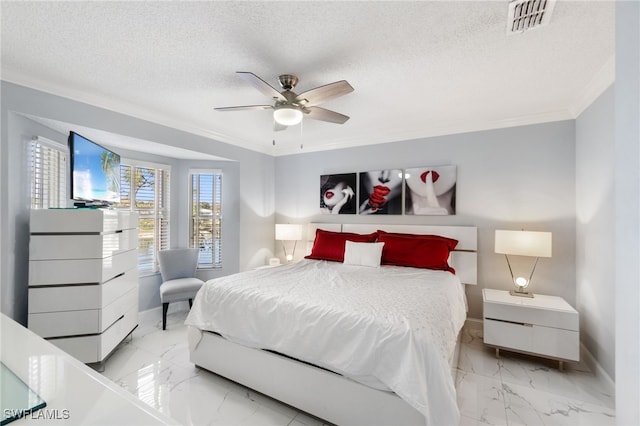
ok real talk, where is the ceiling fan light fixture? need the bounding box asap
[274,106,303,126]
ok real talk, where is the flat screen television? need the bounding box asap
[69,131,121,206]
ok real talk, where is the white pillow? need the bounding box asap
[343,241,385,268]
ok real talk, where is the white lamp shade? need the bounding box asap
[273,106,303,126]
[275,224,303,241]
[495,230,552,257]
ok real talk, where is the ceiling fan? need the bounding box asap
[215,72,354,130]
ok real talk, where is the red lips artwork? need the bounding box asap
[368,185,391,210]
[420,170,440,183]
[320,173,357,215]
[405,165,456,215]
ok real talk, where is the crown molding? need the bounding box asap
[1,69,274,156]
[272,109,574,156]
[568,55,615,118]
[3,68,579,158]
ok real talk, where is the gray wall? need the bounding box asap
[614,2,640,423]
[575,85,615,379]
[274,121,576,319]
[0,81,275,324]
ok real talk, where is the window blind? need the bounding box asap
[117,162,170,274]
[189,170,222,268]
[29,137,68,209]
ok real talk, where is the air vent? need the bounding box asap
[507,0,556,34]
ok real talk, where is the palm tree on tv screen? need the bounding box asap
[100,151,121,198]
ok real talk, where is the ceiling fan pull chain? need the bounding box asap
[300,119,304,150]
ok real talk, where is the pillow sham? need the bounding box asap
[343,241,385,268]
[305,229,378,262]
[376,230,459,251]
[376,232,456,273]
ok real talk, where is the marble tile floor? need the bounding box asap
[457,323,614,426]
[99,307,615,426]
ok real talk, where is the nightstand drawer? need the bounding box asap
[484,318,579,361]
[484,318,533,352]
[484,301,578,331]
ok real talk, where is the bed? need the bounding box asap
[186,224,477,425]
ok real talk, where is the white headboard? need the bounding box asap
[306,223,477,285]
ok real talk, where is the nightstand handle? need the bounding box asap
[486,317,533,327]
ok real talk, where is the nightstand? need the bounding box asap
[482,288,579,369]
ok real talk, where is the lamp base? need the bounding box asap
[510,289,534,298]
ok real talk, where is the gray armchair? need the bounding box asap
[158,248,204,330]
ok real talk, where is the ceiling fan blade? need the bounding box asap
[305,106,350,124]
[214,105,273,112]
[295,80,354,107]
[237,71,286,102]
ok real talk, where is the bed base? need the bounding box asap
[188,327,462,426]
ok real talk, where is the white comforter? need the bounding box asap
[185,259,467,425]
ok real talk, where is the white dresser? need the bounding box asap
[483,288,579,367]
[28,209,139,364]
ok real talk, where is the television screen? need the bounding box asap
[69,132,121,204]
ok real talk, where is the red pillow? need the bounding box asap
[305,229,378,262]
[377,232,457,273]
[376,230,458,251]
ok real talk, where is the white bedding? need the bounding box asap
[185,259,467,425]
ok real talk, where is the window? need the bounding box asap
[189,170,222,268]
[29,137,68,209]
[116,161,170,274]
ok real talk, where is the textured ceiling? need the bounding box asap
[1,1,614,156]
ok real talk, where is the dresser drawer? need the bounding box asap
[29,267,138,313]
[28,286,138,338]
[118,211,139,231]
[101,286,139,335]
[48,304,139,363]
[99,303,139,360]
[29,229,138,260]
[29,308,101,338]
[484,319,579,361]
[30,209,120,233]
[29,249,137,285]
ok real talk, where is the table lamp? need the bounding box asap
[275,224,303,262]
[494,229,552,298]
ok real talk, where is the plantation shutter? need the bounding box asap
[189,170,222,268]
[116,161,170,274]
[213,172,222,266]
[135,166,156,272]
[29,137,68,209]
[157,169,170,254]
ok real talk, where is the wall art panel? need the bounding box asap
[358,169,403,215]
[404,165,456,215]
[320,173,357,214]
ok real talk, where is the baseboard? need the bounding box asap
[464,317,483,326]
[580,342,615,397]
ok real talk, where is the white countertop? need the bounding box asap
[0,313,177,425]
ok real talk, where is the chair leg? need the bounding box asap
[188,299,193,309]
[162,303,169,330]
